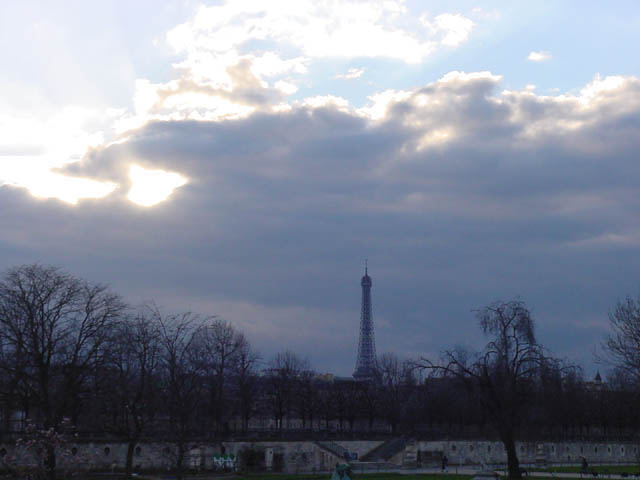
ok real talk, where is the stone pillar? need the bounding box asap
[265,448,274,471]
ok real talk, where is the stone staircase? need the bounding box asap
[360,437,411,463]
[402,442,418,468]
[314,441,349,460]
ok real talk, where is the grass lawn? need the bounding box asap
[540,466,640,475]
[235,474,471,480]
[233,471,640,480]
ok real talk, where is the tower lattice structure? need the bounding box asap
[353,264,377,380]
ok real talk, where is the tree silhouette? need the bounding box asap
[422,300,554,479]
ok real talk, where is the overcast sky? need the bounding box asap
[2,1,640,376]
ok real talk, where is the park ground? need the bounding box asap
[133,466,640,480]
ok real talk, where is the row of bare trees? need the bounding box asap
[0,265,264,478]
[1,264,639,480]
[90,308,257,477]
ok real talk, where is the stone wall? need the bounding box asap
[0,442,211,472]
[417,440,640,467]
[222,440,382,473]
[1,439,638,473]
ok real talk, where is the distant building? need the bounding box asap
[353,264,377,380]
[585,371,603,391]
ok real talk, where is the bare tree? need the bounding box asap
[264,351,309,432]
[421,300,546,479]
[358,381,378,431]
[155,308,207,478]
[599,296,640,463]
[600,294,640,384]
[100,310,161,478]
[191,319,246,434]
[337,380,363,432]
[0,264,126,480]
[0,316,29,433]
[295,369,318,431]
[231,340,260,432]
[378,352,415,434]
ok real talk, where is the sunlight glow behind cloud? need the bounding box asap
[0,106,118,204]
[127,165,188,207]
[1,162,116,204]
[3,1,476,207]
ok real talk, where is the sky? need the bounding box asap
[2,1,640,376]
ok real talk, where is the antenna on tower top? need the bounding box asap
[365,258,368,275]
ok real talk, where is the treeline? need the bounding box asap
[1,265,639,478]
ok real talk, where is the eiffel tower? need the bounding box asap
[353,262,377,380]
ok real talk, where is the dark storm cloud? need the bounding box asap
[4,72,640,374]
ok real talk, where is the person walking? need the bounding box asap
[442,454,449,473]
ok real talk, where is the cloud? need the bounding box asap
[301,95,350,111]
[568,230,640,249]
[1,1,479,207]
[46,72,640,364]
[168,1,473,67]
[528,51,552,62]
[0,0,480,203]
[157,0,475,123]
[6,0,640,378]
[336,67,365,80]
[38,71,640,376]
[357,89,413,120]
[70,71,640,214]
[2,0,638,374]
[422,13,474,47]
